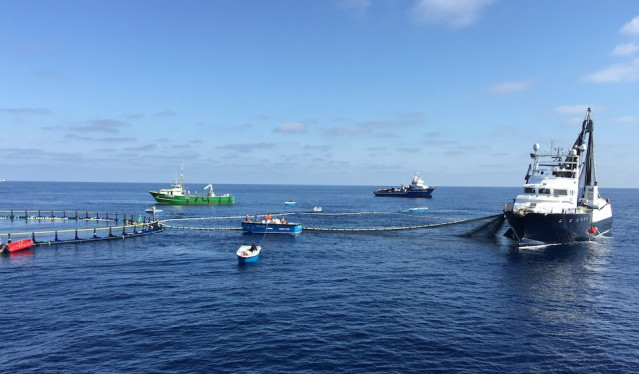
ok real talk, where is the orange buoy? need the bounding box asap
[588,227,598,234]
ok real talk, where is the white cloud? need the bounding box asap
[612,115,639,124]
[488,81,530,94]
[64,134,136,142]
[585,58,639,83]
[155,110,177,117]
[334,0,371,17]
[274,122,307,134]
[2,107,51,114]
[123,144,158,152]
[554,105,592,115]
[612,42,639,56]
[412,0,495,28]
[374,132,399,138]
[620,15,639,35]
[69,119,130,133]
[217,142,276,150]
[327,127,370,137]
[490,126,518,136]
[358,119,416,128]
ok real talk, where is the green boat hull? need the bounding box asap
[150,192,235,205]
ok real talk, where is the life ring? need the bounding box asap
[588,227,598,234]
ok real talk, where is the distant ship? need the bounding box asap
[503,108,613,244]
[374,172,435,198]
[149,168,234,205]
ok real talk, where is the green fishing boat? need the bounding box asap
[149,168,235,205]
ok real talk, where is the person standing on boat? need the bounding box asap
[245,215,250,222]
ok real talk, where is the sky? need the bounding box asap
[1,0,638,187]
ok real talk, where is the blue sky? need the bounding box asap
[1,0,638,187]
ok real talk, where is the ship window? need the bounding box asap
[524,187,535,194]
[554,189,568,196]
[539,188,551,195]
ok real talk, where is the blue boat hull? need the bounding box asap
[236,245,261,264]
[241,222,302,235]
[374,189,434,198]
[237,254,260,264]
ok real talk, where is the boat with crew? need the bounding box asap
[374,172,435,198]
[241,215,302,235]
[236,244,261,264]
[284,200,296,206]
[149,168,234,205]
[0,238,34,254]
[503,108,613,244]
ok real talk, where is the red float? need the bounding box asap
[1,238,34,253]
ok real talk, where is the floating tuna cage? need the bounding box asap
[0,210,163,246]
[159,211,505,237]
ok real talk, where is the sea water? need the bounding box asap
[0,182,638,373]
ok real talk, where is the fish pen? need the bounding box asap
[159,211,506,238]
[1,208,507,251]
[0,210,163,246]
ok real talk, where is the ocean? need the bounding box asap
[1,182,638,373]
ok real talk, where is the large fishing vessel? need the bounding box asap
[374,172,435,198]
[149,168,234,205]
[504,108,612,244]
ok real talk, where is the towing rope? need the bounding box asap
[305,214,503,232]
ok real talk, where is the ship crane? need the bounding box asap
[204,184,215,196]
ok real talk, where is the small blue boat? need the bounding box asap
[241,221,302,235]
[236,244,261,264]
[284,200,296,206]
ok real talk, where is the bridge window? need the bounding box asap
[524,187,535,194]
[539,188,551,195]
[554,189,568,196]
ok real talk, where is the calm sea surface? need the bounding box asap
[1,182,638,373]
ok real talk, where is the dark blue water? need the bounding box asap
[1,182,638,373]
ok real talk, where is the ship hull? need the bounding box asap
[150,192,235,205]
[241,222,302,235]
[374,188,434,198]
[504,210,613,244]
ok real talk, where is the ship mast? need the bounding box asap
[579,108,599,204]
